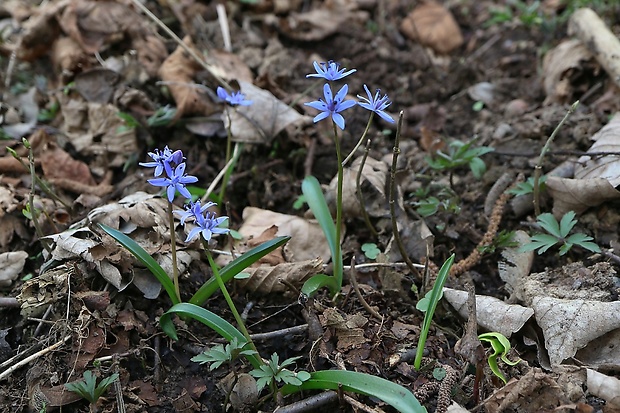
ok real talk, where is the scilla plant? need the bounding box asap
[301,60,395,297]
[102,146,425,412]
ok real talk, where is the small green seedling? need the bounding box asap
[249,353,311,393]
[425,139,494,180]
[292,194,307,210]
[507,175,547,196]
[477,230,517,254]
[415,195,461,217]
[147,105,177,127]
[191,337,257,371]
[478,332,521,384]
[520,211,600,255]
[414,254,455,370]
[361,243,380,260]
[116,112,140,133]
[64,370,119,409]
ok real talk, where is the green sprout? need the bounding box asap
[507,175,547,196]
[478,332,521,384]
[477,230,517,254]
[414,254,455,370]
[361,243,380,260]
[415,194,461,218]
[64,370,119,412]
[147,105,177,127]
[191,337,257,371]
[425,138,494,182]
[250,353,311,393]
[116,112,140,133]
[520,211,600,256]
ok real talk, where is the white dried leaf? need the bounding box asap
[587,369,620,408]
[0,251,28,287]
[443,288,534,338]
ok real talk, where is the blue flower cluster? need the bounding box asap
[141,146,229,243]
[217,86,253,106]
[304,60,395,130]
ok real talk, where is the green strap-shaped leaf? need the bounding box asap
[189,236,290,306]
[281,370,426,413]
[98,223,180,305]
[301,176,342,296]
[160,303,262,368]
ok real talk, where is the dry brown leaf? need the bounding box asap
[278,8,368,41]
[0,185,18,218]
[542,39,595,104]
[15,0,67,61]
[226,207,330,263]
[159,37,217,119]
[40,143,96,186]
[236,258,323,294]
[400,1,463,54]
[224,81,308,144]
[443,288,534,338]
[74,68,121,104]
[58,94,137,168]
[498,230,533,301]
[320,308,369,352]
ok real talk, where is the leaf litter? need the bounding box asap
[1,0,620,412]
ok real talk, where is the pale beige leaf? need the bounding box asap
[587,369,620,408]
[443,288,534,338]
[400,1,463,54]
[575,113,620,186]
[0,251,28,287]
[546,176,620,216]
[232,207,331,263]
[542,39,594,103]
[236,258,323,294]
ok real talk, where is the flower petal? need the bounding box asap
[332,113,346,130]
[313,112,330,123]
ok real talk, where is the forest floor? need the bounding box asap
[1,0,620,412]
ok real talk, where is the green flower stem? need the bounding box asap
[168,202,181,302]
[333,122,344,291]
[204,246,260,358]
[342,112,374,167]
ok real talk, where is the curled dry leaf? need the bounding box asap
[400,1,463,54]
[542,39,595,104]
[159,37,217,119]
[531,296,620,366]
[498,230,533,301]
[235,258,323,294]
[547,113,620,215]
[0,251,28,287]
[443,288,534,338]
[17,265,70,317]
[224,81,308,144]
[587,369,620,408]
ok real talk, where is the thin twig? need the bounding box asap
[0,335,71,381]
[389,111,420,278]
[349,258,382,321]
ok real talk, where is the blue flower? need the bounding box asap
[148,162,198,202]
[174,200,217,225]
[140,146,184,177]
[304,84,356,130]
[306,61,356,81]
[184,210,229,243]
[217,86,253,106]
[357,85,395,123]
